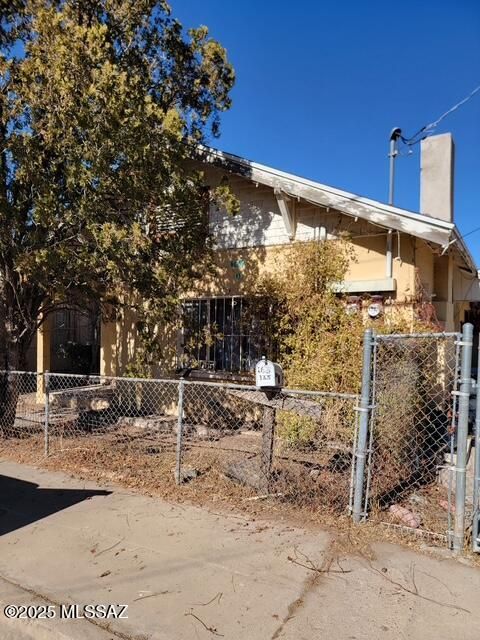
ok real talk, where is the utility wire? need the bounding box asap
[426,84,480,131]
[459,224,480,242]
[401,83,480,147]
[442,223,480,257]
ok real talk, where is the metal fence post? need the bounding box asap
[453,322,473,554]
[175,379,185,485]
[44,371,50,456]
[353,328,373,523]
[473,362,480,552]
[260,402,276,494]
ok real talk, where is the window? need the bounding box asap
[51,309,100,374]
[180,297,273,373]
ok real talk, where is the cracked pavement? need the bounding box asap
[0,459,479,639]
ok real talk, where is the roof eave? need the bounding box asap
[197,146,455,248]
[452,229,477,275]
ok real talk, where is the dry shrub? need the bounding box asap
[248,240,439,451]
[253,240,439,394]
[276,412,317,448]
[277,397,355,452]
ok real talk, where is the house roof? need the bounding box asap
[196,146,477,275]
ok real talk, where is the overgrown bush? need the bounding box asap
[248,239,440,448]
[276,412,317,449]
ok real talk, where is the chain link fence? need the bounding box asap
[0,371,44,447]
[473,373,480,553]
[0,371,179,488]
[0,325,477,553]
[46,373,180,487]
[363,333,461,543]
[177,382,359,513]
[0,371,359,516]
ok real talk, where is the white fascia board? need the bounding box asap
[332,278,396,294]
[198,147,455,248]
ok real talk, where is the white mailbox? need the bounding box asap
[255,356,284,390]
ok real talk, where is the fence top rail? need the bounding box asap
[0,370,180,387]
[0,370,358,400]
[282,388,359,400]
[0,370,39,375]
[6,371,180,385]
[179,379,357,398]
[374,331,460,341]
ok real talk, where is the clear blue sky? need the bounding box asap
[174,0,480,262]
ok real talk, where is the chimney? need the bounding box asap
[420,133,455,223]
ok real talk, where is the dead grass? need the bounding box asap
[0,434,352,526]
[1,434,477,565]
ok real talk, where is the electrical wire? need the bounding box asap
[441,224,480,257]
[425,84,480,132]
[459,224,480,242]
[401,83,480,147]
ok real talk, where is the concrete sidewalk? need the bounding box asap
[0,459,479,640]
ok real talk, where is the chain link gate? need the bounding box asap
[362,330,468,548]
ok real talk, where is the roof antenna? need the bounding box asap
[388,127,402,205]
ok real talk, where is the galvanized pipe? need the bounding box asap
[175,379,185,485]
[453,323,473,554]
[375,331,460,340]
[386,129,397,280]
[473,343,480,551]
[385,229,393,279]
[44,371,50,457]
[388,130,399,206]
[352,328,374,523]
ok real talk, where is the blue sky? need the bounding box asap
[174,0,480,262]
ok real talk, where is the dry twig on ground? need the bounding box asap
[367,561,470,614]
[185,609,224,636]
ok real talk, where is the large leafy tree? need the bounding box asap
[0,0,234,378]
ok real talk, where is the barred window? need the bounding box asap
[180,297,273,373]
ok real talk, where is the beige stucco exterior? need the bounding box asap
[96,226,467,378]
[34,159,477,379]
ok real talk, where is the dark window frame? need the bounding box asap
[180,296,272,373]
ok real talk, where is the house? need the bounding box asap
[34,133,480,380]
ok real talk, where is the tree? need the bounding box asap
[0,0,235,365]
[0,0,234,425]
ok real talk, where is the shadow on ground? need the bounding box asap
[0,474,110,536]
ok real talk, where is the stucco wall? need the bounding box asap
[414,240,435,298]
[100,309,139,378]
[91,167,470,376]
[100,307,177,378]
[195,232,416,303]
